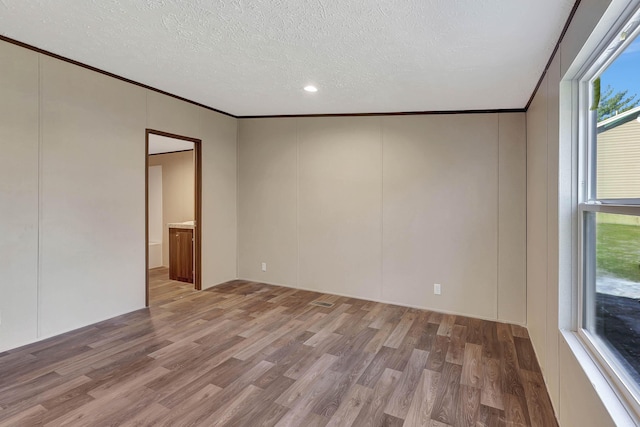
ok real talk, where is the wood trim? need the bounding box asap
[194,135,203,291]
[525,0,583,110]
[145,129,203,304]
[148,149,194,156]
[145,131,150,307]
[238,108,525,119]
[0,35,236,119]
[146,129,201,143]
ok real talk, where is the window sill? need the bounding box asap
[561,329,638,426]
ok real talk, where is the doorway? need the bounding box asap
[145,129,202,306]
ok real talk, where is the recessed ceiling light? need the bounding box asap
[304,85,318,93]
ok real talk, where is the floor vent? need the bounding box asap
[309,301,334,308]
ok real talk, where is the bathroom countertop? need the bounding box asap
[167,221,195,230]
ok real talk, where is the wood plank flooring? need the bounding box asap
[0,268,557,426]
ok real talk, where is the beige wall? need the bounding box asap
[0,39,237,352]
[0,42,39,351]
[38,55,147,338]
[298,117,382,301]
[525,0,638,425]
[149,151,195,267]
[238,113,526,323]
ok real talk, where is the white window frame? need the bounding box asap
[577,7,640,421]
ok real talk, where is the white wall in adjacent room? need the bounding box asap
[148,165,163,244]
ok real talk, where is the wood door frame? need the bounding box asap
[145,129,202,306]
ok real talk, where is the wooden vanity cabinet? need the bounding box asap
[169,227,194,283]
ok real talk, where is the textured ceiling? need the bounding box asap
[0,0,575,116]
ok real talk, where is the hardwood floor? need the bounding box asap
[0,268,557,426]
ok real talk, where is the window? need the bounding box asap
[580,10,640,417]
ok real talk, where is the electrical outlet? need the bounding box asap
[261,262,267,272]
[434,283,441,295]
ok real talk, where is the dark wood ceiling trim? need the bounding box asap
[238,108,525,119]
[148,148,194,156]
[0,34,237,118]
[147,129,201,143]
[525,0,583,110]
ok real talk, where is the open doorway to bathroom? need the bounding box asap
[145,129,202,306]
